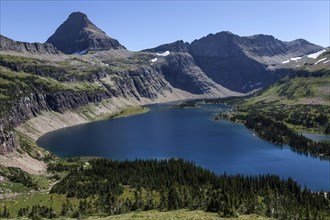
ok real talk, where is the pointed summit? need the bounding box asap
[46,11,125,54]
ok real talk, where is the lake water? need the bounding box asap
[37,104,330,191]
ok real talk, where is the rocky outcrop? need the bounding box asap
[46,12,125,54]
[0,35,61,54]
[0,125,17,155]
[153,52,222,94]
[118,68,172,100]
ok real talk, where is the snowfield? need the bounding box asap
[156,51,170,56]
[307,49,326,59]
[281,57,302,64]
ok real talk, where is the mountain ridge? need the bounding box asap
[144,31,323,92]
[0,35,61,55]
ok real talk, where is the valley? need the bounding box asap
[0,10,329,220]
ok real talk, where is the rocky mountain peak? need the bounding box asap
[69,11,88,19]
[46,11,125,54]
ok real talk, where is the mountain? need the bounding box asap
[145,31,323,92]
[0,35,60,54]
[46,12,125,54]
[0,11,326,158]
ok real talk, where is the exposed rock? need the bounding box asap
[145,31,323,93]
[153,52,224,94]
[0,125,17,155]
[188,32,275,92]
[0,35,61,54]
[143,40,189,53]
[46,12,125,54]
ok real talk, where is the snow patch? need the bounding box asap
[156,51,170,56]
[291,57,302,61]
[281,56,302,64]
[307,49,326,59]
[314,58,327,65]
[150,58,158,63]
[323,60,330,64]
[73,49,88,55]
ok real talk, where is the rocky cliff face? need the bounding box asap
[0,127,17,155]
[152,52,229,95]
[188,32,278,92]
[46,12,125,54]
[0,35,61,54]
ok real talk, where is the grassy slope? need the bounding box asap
[0,53,143,116]
[86,210,273,220]
[237,51,330,134]
[245,74,330,106]
[247,50,330,106]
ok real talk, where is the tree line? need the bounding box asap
[39,158,330,219]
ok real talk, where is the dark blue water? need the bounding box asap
[37,104,330,191]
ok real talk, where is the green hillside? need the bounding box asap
[246,49,330,105]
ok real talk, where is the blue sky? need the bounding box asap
[1,1,329,51]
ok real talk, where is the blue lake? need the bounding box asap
[37,104,330,191]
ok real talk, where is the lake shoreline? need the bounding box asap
[5,91,217,174]
[37,103,330,191]
[16,91,214,143]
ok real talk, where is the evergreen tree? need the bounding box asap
[167,185,179,210]
[144,190,154,210]
[158,189,167,211]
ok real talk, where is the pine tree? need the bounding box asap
[158,189,167,211]
[144,190,154,210]
[132,187,143,211]
[168,185,179,210]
